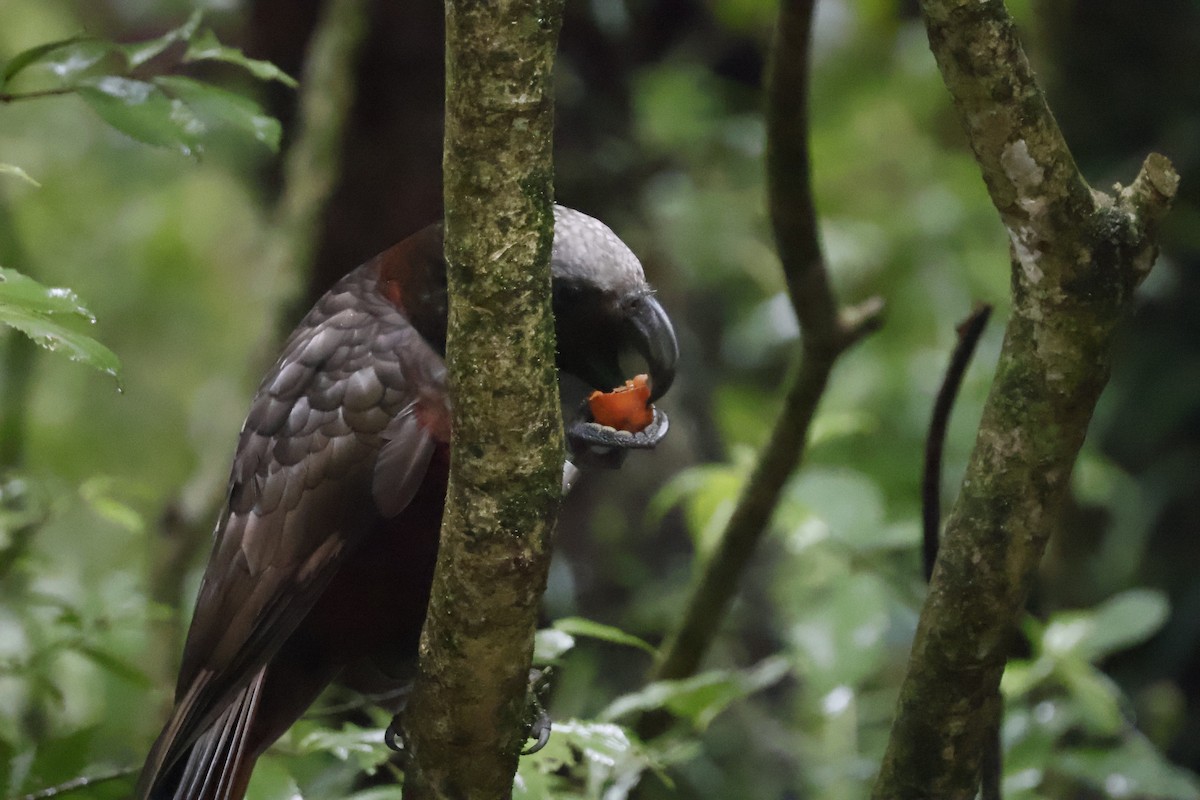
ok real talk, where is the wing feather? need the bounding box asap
[140,265,448,796]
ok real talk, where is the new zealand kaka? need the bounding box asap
[136,206,678,800]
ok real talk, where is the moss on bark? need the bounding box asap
[871,1,1178,797]
[402,2,564,798]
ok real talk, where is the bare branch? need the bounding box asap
[15,765,138,800]
[638,0,883,738]
[922,303,991,581]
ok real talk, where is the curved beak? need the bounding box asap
[624,293,678,402]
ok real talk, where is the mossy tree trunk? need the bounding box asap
[872,1,1178,797]
[402,1,564,798]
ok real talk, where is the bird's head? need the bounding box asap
[378,206,678,462]
[548,206,677,403]
[547,206,678,465]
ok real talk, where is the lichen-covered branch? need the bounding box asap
[401,2,564,798]
[640,0,883,730]
[872,1,1179,797]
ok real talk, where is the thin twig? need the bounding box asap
[922,303,991,581]
[635,0,884,740]
[919,303,997,797]
[15,765,139,800]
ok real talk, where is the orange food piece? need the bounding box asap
[587,374,654,433]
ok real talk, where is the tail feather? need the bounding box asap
[146,668,266,800]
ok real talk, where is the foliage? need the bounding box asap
[1,5,292,797]
[0,11,293,156]
[1,1,1197,799]
[0,267,120,381]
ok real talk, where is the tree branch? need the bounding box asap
[922,303,991,581]
[872,1,1179,797]
[14,765,138,800]
[401,1,564,798]
[638,0,883,736]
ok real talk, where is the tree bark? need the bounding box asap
[401,1,564,798]
[872,1,1178,797]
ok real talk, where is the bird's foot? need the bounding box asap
[566,404,669,469]
[521,668,553,755]
[381,670,552,756]
[384,715,406,753]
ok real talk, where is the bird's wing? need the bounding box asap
[140,268,448,792]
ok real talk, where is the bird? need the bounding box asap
[136,205,679,800]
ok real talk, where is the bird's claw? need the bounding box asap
[522,710,552,755]
[566,404,670,469]
[384,715,405,752]
[521,667,553,755]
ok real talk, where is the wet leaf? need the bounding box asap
[0,37,101,89]
[155,75,282,151]
[183,30,298,87]
[76,76,204,155]
[515,720,656,800]
[3,39,117,90]
[0,266,95,319]
[0,302,120,382]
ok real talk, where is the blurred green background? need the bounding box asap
[2,1,1199,798]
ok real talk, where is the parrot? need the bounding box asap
[136,206,678,800]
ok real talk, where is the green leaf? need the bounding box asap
[121,10,204,68]
[344,789,404,800]
[0,164,41,187]
[76,645,153,687]
[155,75,282,151]
[79,477,146,534]
[600,656,791,731]
[76,76,204,155]
[1055,735,1200,800]
[787,572,892,694]
[0,267,94,318]
[1078,589,1170,663]
[534,628,576,663]
[515,720,656,800]
[0,303,120,381]
[243,757,303,800]
[298,723,393,774]
[0,36,95,88]
[553,617,657,655]
[1040,589,1170,666]
[2,39,115,89]
[183,30,298,87]
[1057,659,1126,736]
[647,461,747,558]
